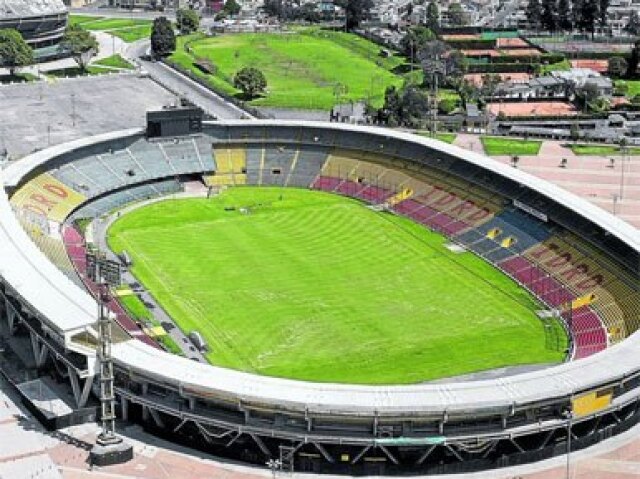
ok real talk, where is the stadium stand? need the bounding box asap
[286,146,330,188]
[2,122,640,476]
[68,179,183,222]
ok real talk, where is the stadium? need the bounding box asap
[0,118,639,475]
[0,0,67,49]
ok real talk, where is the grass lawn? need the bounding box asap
[108,187,565,384]
[539,58,571,74]
[118,292,183,355]
[415,131,457,143]
[169,29,406,110]
[569,143,640,156]
[481,136,543,156]
[93,54,134,70]
[614,79,640,97]
[109,25,152,43]
[80,18,152,31]
[68,14,104,25]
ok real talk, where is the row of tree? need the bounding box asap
[526,0,610,34]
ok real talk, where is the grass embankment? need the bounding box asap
[169,29,408,110]
[108,187,565,384]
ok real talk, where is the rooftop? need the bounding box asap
[0,0,65,19]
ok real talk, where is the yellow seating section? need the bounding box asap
[10,173,87,223]
[523,235,639,344]
[208,147,248,186]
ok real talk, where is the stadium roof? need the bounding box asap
[0,0,66,19]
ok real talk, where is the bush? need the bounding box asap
[438,98,458,114]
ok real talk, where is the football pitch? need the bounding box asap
[107,187,567,384]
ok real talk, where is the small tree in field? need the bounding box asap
[61,25,99,71]
[176,8,200,35]
[234,67,267,99]
[0,29,33,76]
[151,17,176,58]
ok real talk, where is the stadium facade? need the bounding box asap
[0,121,639,475]
[0,0,67,49]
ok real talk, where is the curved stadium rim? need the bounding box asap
[0,121,639,474]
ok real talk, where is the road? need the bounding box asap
[124,40,252,120]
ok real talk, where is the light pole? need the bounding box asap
[266,458,282,479]
[619,142,628,201]
[563,409,573,479]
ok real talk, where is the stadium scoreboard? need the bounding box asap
[87,252,122,287]
[147,104,203,138]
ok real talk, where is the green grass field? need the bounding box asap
[108,187,566,384]
[109,25,152,43]
[570,143,640,156]
[415,131,457,143]
[69,15,153,43]
[481,136,543,156]
[68,14,104,25]
[79,17,152,31]
[93,54,134,70]
[615,79,640,97]
[169,29,406,109]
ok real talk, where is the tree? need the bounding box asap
[599,0,610,28]
[557,0,573,31]
[481,73,501,98]
[176,8,200,35]
[380,85,403,126]
[151,17,176,57]
[526,0,543,30]
[60,25,99,71]
[625,11,640,36]
[400,26,435,58]
[339,0,373,30]
[574,0,599,36]
[296,3,321,22]
[426,1,440,30]
[223,0,242,16]
[608,56,628,78]
[438,98,457,114]
[627,40,640,78]
[447,3,466,26]
[541,0,557,32]
[0,29,33,76]
[234,67,267,99]
[457,79,477,108]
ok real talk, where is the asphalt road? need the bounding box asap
[125,40,252,120]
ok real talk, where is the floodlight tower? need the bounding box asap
[97,282,118,446]
[89,276,133,466]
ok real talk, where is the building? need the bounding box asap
[0,0,67,49]
[108,0,188,8]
